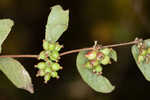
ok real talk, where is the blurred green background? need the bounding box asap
[0,0,150,100]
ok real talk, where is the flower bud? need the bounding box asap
[96,52,104,60]
[44,73,51,83]
[38,51,47,60]
[93,65,103,73]
[43,40,49,50]
[141,50,147,56]
[36,62,46,69]
[84,62,93,69]
[147,48,150,54]
[48,43,55,51]
[138,55,145,63]
[51,72,59,79]
[90,59,99,66]
[50,50,60,61]
[100,56,110,65]
[137,42,143,49]
[51,63,62,71]
[85,50,97,60]
[55,42,63,51]
[100,48,111,56]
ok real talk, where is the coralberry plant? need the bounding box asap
[0,5,150,94]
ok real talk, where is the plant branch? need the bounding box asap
[60,39,140,56]
[0,55,38,58]
[0,39,140,58]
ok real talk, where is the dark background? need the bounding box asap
[0,0,150,100]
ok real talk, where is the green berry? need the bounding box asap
[96,52,104,60]
[50,50,60,61]
[55,43,63,51]
[44,73,51,83]
[90,60,99,66]
[36,62,46,69]
[141,50,147,56]
[43,40,49,50]
[51,72,59,79]
[84,62,93,69]
[51,63,62,71]
[100,48,111,56]
[85,50,97,60]
[48,43,55,51]
[100,56,110,65]
[93,65,103,73]
[38,51,47,60]
[147,48,150,54]
[138,55,145,63]
[45,67,52,73]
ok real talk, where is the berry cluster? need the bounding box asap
[84,48,117,75]
[137,42,150,64]
[35,40,63,83]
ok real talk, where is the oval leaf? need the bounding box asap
[45,5,69,42]
[76,51,115,93]
[0,19,14,53]
[132,39,150,81]
[0,58,34,93]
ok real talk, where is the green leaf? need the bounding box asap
[0,58,34,93]
[76,51,115,93]
[132,39,150,81]
[109,49,117,62]
[0,19,14,53]
[45,5,69,42]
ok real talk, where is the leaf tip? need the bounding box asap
[22,83,34,94]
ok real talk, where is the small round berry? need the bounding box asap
[50,50,60,61]
[90,59,99,66]
[93,65,103,73]
[36,62,46,69]
[100,48,111,56]
[44,73,51,83]
[84,62,93,69]
[147,48,150,54]
[43,40,49,50]
[100,56,110,65]
[38,51,47,60]
[48,43,55,51]
[51,63,62,71]
[85,50,97,60]
[55,43,63,51]
[51,72,59,78]
[141,50,147,56]
[137,42,143,49]
[138,55,145,63]
[96,52,104,60]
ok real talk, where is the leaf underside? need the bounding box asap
[45,5,69,42]
[132,39,150,81]
[76,51,115,93]
[0,58,34,93]
[0,19,14,53]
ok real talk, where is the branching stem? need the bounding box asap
[0,39,140,58]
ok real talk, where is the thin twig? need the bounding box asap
[60,40,139,56]
[0,55,38,58]
[0,39,140,58]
